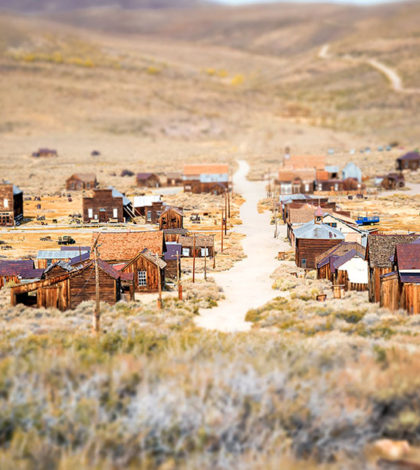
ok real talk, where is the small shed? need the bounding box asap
[396,151,420,171]
[136,173,161,188]
[66,173,98,191]
[316,242,365,281]
[333,251,368,291]
[121,248,166,293]
[159,207,183,230]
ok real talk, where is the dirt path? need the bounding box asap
[195,160,288,332]
[319,44,420,95]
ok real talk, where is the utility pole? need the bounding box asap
[274,202,278,238]
[93,244,100,334]
[192,233,196,283]
[156,254,163,309]
[204,244,207,281]
[176,251,182,300]
[228,190,231,219]
[221,207,224,253]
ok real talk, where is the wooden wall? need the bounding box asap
[369,267,392,303]
[122,255,163,293]
[184,181,228,195]
[295,239,341,269]
[401,283,420,314]
[159,209,183,230]
[380,274,400,312]
[83,189,124,223]
[66,177,96,191]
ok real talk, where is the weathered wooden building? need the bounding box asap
[136,173,161,188]
[66,173,98,191]
[166,172,183,187]
[83,188,135,223]
[396,151,420,171]
[133,196,162,219]
[381,173,405,190]
[316,242,365,281]
[121,248,166,293]
[0,260,43,289]
[366,233,419,303]
[183,164,230,194]
[0,183,23,226]
[164,242,182,280]
[276,169,316,195]
[37,249,90,269]
[159,207,183,230]
[11,259,134,311]
[179,234,215,258]
[293,212,345,269]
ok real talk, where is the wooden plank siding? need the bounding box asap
[380,274,401,312]
[401,284,420,315]
[370,267,393,303]
[122,254,164,293]
[295,239,342,269]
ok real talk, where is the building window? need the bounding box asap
[147,211,152,222]
[3,199,8,208]
[318,184,323,191]
[138,271,147,286]
[201,248,209,257]
[88,208,93,219]
[304,183,310,192]
[182,248,190,257]
[113,208,118,218]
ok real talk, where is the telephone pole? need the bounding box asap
[192,233,196,283]
[156,254,163,309]
[176,251,182,300]
[93,244,100,333]
[221,207,224,253]
[204,244,207,281]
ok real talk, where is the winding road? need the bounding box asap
[195,160,288,332]
[319,44,420,95]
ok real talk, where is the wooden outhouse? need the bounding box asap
[0,182,23,226]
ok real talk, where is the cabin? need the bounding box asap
[136,173,161,188]
[179,235,215,258]
[293,210,345,269]
[0,182,23,226]
[83,188,135,223]
[0,260,44,289]
[381,173,405,190]
[183,164,229,194]
[166,172,183,186]
[316,242,365,282]
[159,207,183,230]
[276,169,315,195]
[32,148,57,158]
[121,249,166,293]
[321,213,367,246]
[342,162,362,183]
[66,173,98,191]
[281,196,334,223]
[92,231,166,293]
[380,242,420,314]
[366,233,419,303]
[37,249,90,269]
[10,259,134,311]
[164,242,182,280]
[396,151,420,171]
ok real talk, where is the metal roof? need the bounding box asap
[37,250,89,259]
[133,195,161,208]
[108,186,131,207]
[294,221,345,240]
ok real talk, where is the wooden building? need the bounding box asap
[166,172,183,186]
[366,233,419,303]
[136,173,161,188]
[0,260,44,289]
[83,188,135,223]
[316,242,365,281]
[159,207,183,230]
[276,169,316,195]
[164,242,182,280]
[293,212,345,268]
[396,151,420,171]
[179,234,215,258]
[163,228,189,243]
[37,249,90,269]
[133,196,162,219]
[332,251,368,291]
[66,173,98,191]
[381,173,405,190]
[0,182,23,226]
[92,231,166,293]
[121,248,166,293]
[32,148,57,158]
[11,259,134,311]
[183,164,229,195]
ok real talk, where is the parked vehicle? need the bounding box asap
[356,216,380,226]
[58,236,76,245]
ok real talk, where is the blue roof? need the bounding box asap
[325,165,339,173]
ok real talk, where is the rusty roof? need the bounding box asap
[284,155,326,170]
[92,231,165,261]
[67,173,96,182]
[367,234,419,268]
[396,243,420,271]
[288,204,317,224]
[184,164,229,176]
[278,168,316,182]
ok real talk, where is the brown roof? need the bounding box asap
[288,204,317,224]
[396,243,420,270]
[92,231,165,262]
[68,173,96,182]
[284,155,326,170]
[316,242,365,267]
[184,164,229,176]
[367,234,419,268]
[278,168,316,182]
[316,170,329,181]
[179,234,215,248]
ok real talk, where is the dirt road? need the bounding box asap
[319,44,420,95]
[195,160,288,332]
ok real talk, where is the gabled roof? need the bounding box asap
[288,204,317,224]
[136,172,158,180]
[331,249,364,272]
[139,248,167,269]
[366,234,419,268]
[108,186,131,207]
[294,220,345,240]
[0,260,34,275]
[316,242,365,268]
[278,168,316,182]
[67,173,96,182]
[43,261,74,275]
[400,273,420,284]
[133,195,161,208]
[184,164,229,176]
[69,252,90,265]
[396,243,420,271]
[179,234,215,248]
[160,206,183,217]
[283,155,326,170]
[397,151,420,161]
[92,231,165,261]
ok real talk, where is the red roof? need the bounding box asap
[396,244,420,270]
